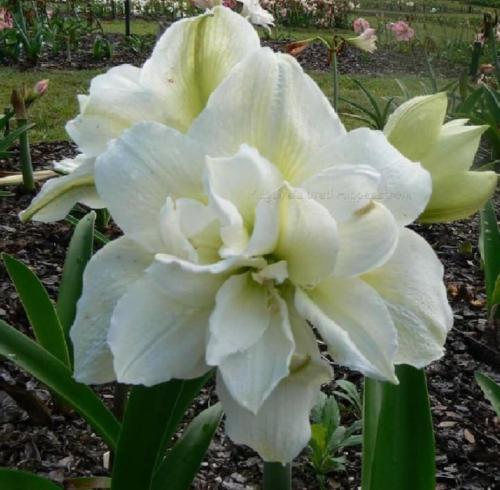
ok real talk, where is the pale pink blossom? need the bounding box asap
[352,17,370,34]
[35,79,49,97]
[388,20,415,42]
[0,8,13,30]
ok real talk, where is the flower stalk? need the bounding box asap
[18,117,35,191]
[263,462,292,490]
[331,48,339,111]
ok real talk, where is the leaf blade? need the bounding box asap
[362,365,435,490]
[151,403,223,490]
[56,211,96,363]
[3,253,71,367]
[0,319,120,449]
[111,373,212,490]
[475,372,500,417]
[0,468,62,489]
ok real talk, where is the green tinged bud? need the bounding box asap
[384,93,497,223]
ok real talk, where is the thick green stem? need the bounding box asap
[18,118,35,191]
[263,462,291,490]
[331,49,339,111]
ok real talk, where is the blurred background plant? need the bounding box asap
[307,381,362,489]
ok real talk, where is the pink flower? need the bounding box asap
[0,8,13,30]
[223,0,237,7]
[388,20,415,42]
[352,17,370,34]
[35,79,49,97]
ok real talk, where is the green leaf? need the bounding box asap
[57,211,95,363]
[0,468,62,489]
[479,201,500,309]
[362,365,435,490]
[475,372,500,417]
[0,122,34,152]
[111,373,212,490]
[3,253,71,367]
[0,319,120,449]
[152,403,223,490]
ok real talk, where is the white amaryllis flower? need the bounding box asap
[71,47,452,464]
[20,6,259,222]
[347,27,377,52]
[239,0,274,32]
[384,93,497,223]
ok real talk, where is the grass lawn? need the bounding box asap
[2,66,439,143]
[1,69,101,143]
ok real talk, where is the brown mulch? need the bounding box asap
[6,28,461,79]
[1,142,500,489]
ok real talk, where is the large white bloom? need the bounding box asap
[20,6,260,222]
[70,47,452,463]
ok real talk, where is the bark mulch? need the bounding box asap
[1,142,499,489]
[6,29,460,79]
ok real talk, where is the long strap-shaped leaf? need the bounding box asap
[111,372,212,490]
[0,319,120,449]
[151,403,223,490]
[362,365,435,490]
[57,211,95,363]
[475,372,500,417]
[479,201,500,309]
[3,253,71,368]
[0,468,62,489]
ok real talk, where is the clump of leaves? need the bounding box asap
[308,381,362,489]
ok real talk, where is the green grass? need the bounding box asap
[101,19,159,36]
[1,69,102,143]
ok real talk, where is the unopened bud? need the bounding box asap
[34,79,49,97]
[10,87,27,119]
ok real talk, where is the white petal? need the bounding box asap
[295,277,398,382]
[275,184,338,287]
[244,190,281,256]
[206,272,270,365]
[218,314,331,463]
[189,48,345,183]
[300,164,381,223]
[95,122,205,252]
[107,256,238,385]
[384,92,447,162]
[141,6,260,132]
[158,198,199,263]
[160,197,222,264]
[218,291,294,413]
[71,238,153,384]
[205,145,283,225]
[20,156,104,223]
[333,201,399,277]
[307,128,431,225]
[362,228,453,367]
[66,65,167,157]
[422,121,486,176]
